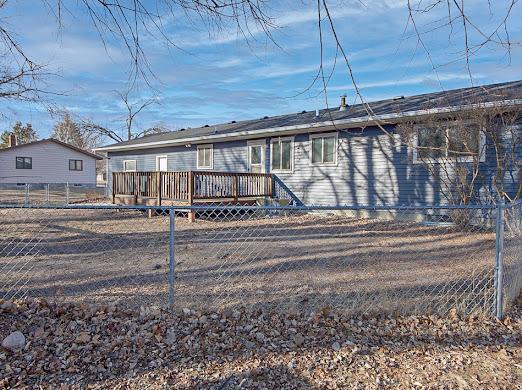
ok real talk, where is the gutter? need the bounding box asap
[94,99,522,152]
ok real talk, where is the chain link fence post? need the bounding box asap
[494,201,505,320]
[168,207,176,309]
[65,183,70,204]
[24,184,29,205]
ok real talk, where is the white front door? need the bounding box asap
[156,156,168,171]
[248,141,266,173]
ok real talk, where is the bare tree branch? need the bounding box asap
[116,88,160,140]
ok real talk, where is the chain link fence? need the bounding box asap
[0,183,107,205]
[503,200,522,313]
[0,202,520,318]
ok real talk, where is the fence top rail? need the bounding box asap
[0,202,508,212]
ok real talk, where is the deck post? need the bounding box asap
[188,171,196,222]
[111,173,116,204]
[268,174,274,198]
[134,172,139,204]
[232,174,239,201]
[156,171,162,206]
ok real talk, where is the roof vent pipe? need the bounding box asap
[8,133,17,147]
[339,94,347,111]
[315,109,319,117]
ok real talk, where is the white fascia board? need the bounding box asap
[94,99,522,152]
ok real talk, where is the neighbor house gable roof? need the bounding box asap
[95,80,522,152]
[0,138,103,160]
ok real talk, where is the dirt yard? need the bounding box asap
[1,206,517,317]
[0,186,105,205]
[0,298,521,389]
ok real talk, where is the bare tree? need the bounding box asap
[311,1,519,111]
[405,0,519,85]
[117,89,160,141]
[75,89,169,143]
[51,110,100,149]
[13,1,273,86]
[0,0,51,104]
[0,0,275,115]
[1,1,519,107]
[78,118,170,144]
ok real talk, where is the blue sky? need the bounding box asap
[2,0,521,141]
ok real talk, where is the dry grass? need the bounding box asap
[0,207,507,316]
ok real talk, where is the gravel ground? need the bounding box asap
[1,298,521,389]
[1,207,517,316]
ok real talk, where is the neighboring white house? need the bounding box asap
[0,137,102,185]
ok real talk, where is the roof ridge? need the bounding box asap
[96,79,522,151]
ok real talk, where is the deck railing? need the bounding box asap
[112,171,273,204]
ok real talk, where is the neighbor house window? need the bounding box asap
[271,137,293,172]
[197,144,213,169]
[123,160,137,172]
[69,159,83,171]
[15,157,32,169]
[414,124,484,163]
[310,133,337,165]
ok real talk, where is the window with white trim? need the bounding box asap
[310,133,337,165]
[123,160,137,172]
[270,137,293,172]
[414,124,484,163]
[197,144,213,169]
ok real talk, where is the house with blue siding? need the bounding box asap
[95,81,522,209]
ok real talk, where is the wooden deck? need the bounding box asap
[112,171,274,219]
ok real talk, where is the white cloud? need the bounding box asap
[176,1,407,48]
[29,36,126,73]
[328,73,486,92]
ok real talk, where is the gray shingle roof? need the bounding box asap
[98,80,522,150]
[0,138,103,159]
